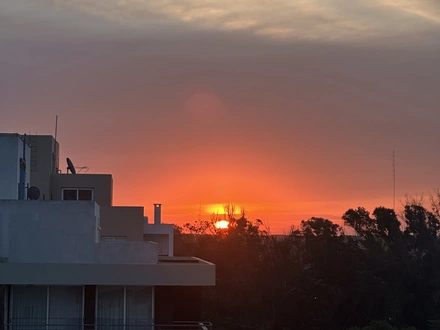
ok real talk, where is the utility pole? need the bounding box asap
[393,148,396,210]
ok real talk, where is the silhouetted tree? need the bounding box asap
[173,201,440,330]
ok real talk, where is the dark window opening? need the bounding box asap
[62,189,93,201]
[63,189,78,200]
[78,190,93,201]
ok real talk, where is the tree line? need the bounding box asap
[174,196,440,330]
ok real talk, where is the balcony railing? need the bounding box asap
[4,321,212,330]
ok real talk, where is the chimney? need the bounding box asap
[154,204,162,224]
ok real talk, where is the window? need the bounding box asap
[9,285,82,329]
[97,286,153,329]
[49,286,82,328]
[11,286,47,326]
[8,285,152,329]
[63,189,77,200]
[126,286,153,328]
[62,188,93,201]
[78,189,92,200]
[97,286,124,328]
[102,236,127,242]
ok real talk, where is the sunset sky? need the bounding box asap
[1,0,440,232]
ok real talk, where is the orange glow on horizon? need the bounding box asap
[206,204,227,214]
[206,203,243,215]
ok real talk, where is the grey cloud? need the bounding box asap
[3,0,439,46]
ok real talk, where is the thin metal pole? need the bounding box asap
[46,286,50,330]
[82,286,85,326]
[55,115,58,141]
[393,148,396,210]
[123,286,127,329]
[152,286,155,326]
[9,286,13,326]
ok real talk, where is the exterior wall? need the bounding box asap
[95,241,157,264]
[50,174,113,206]
[0,134,19,199]
[144,223,174,256]
[144,234,171,256]
[0,200,158,264]
[0,210,9,262]
[27,135,59,200]
[100,206,144,241]
[0,134,31,200]
[0,201,99,263]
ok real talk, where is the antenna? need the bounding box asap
[197,202,202,221]
[76,166,89,174]
[392,148,396,210]
[55,115,58,141]
[66,157,77,174]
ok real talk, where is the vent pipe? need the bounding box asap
[154,204,162,224]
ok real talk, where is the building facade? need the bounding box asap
[0,133,215,330]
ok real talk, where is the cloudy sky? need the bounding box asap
[1,0,440,231]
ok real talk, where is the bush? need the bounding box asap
[347,320,419,330]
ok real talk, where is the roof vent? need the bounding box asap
[154,204,162,224]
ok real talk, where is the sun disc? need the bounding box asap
[215,220,229,229]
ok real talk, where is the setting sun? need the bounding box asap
[214,220,229,229]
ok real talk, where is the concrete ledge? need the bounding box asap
[144,223,174,234]
[0,261,215,286]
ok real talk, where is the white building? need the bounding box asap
[0,133,215,330]
[0,134,31,200]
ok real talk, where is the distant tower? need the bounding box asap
[392,148,396,210]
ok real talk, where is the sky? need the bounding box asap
[1,0,440,232]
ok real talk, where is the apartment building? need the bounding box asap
[0,133,215,330]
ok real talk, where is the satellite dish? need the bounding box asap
[27,186,41,200]
[66,157,76,174]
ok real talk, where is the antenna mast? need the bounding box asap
[392,148,396,210]
[55,115,58,141]
[197,202,202,222]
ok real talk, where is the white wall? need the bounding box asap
[2,201,98,263]
[0,135,19,199]
[0,200,158,264]
[0,134,30,200]
[96,241,157,264]
[144,222,174,256]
